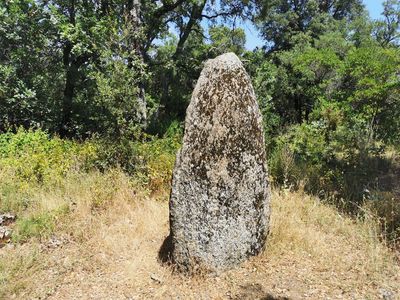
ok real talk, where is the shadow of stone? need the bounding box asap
[233,284,290,300]
[158,234,173,264]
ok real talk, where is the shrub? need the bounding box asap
[268,121,400,243]
[0,128,97,185]
[93,121,182,196]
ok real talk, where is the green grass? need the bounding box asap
[0,128,180,242]
[13,213,55,242]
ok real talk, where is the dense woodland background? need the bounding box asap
[0,0,400,244]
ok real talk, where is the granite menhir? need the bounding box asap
[169,52,270,271]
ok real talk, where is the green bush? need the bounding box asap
[269,107,395,196]
[0,128,97,185]
[93,121,182,194]
[268,121,399,243]
[0,128,98,216]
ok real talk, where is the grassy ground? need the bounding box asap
[0,130,399,299]
[0,168,398,299]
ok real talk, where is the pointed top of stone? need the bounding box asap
[204,52,243,73]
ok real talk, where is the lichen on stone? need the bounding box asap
[169,52,270,272]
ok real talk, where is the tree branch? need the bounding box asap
[173,0,207,59]
[153,0,186,19]
[201,11,232,19]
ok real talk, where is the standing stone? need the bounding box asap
[169,52,270,271]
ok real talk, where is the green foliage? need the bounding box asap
[0,128,97,185]
[88,41,150,138]
[263,41,400,207]
[0,0,63,131]
[343,46,400,144]
[256,0,364,51]
[148,29,210,119]
[93,121,182,194]
[0,128,181,242]
[252,56,281,150]
[13,213,55,242]
[373,0,400,46]
[135,128,181,194]
[208,25,246,56]
[0,0,399,244]
[247,4,400,242]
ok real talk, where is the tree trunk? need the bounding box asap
[60,40,74,137]
[60,69,75,137]
[160,0,207,115]
[127,0,147,124]
[294,97,302,124]
[60,0,76,137]
[60,41,89,137]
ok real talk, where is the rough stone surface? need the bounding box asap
[169,52,270,271]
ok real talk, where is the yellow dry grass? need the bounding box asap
[0,170,399,299]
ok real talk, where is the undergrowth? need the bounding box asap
[0,128,179,241]
[0,129,398,299]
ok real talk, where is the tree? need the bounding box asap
[0,0,62,131]
[342,45,400,144]
[209,25,246,56]
[0,0,258,136]
[373,0,400,47]
[48,0,121,137]
[254,43,343,125]
[256,0,364,51]
[146,0,256,118]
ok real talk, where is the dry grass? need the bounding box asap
[0,171,399,299]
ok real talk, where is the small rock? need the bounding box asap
[0,226,12,240]
[150,274,162,284]
[40,236,66,252]
[379,288,394,300]
[0,213,16,226]
[4,243,15,250]
[47,236,63,248]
